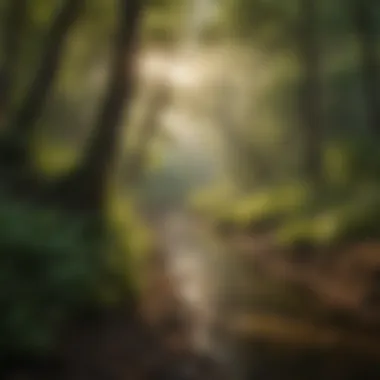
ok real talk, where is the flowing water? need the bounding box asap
[155,210,244,378]
[138,1,247,377]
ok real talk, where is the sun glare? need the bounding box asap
[139,49,203,89]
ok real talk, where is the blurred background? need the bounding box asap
[1,0,380,379]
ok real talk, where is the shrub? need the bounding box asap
[193,135,380,249]
[0,193,129,357]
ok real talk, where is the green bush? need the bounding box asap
[227,182,313,227]
[193,136,380,248]
[0,194,130,357]
[275,183,380,248]
[323,136,380,187]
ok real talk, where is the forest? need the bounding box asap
[1,0,380,379]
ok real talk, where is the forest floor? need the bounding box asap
[5,212,380,380]
[3,213,228,380]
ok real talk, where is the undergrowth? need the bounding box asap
[190,136,380,250]
[0,192,141,358]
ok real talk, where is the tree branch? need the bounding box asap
[7,0,84,141]
[0,0,27,124]
[352,0,380,135]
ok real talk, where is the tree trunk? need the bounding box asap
[5,0,84,154]
[352,0,380,135]
[217,80,271,187]
[47,0,143,213]
[0,0,27,124]
[298,0,323,184]
[124,82,171,186]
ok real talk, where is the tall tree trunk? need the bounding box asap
[0,0,27,124]
[5,0,83,149]
[217,80,270,188]
[48,0,143,213]
[298,0,323,184]
[124,82,171,186]
[352,0,380,135]
[0,0,83,187]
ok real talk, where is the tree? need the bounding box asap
[0,0,144,215]
[351,0,380,135]
[216,79,272,188]
[297,0,323,183]
[124,81,171,186]
[0,0,27,122]
[7,0,84,143]
[0,0,146,362]
[0,0,84,177]
[219,0,324,184]
[46,0,143,213]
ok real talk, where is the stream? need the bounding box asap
[150,209,245,379]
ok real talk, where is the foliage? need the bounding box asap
[189,182,239,219]
[276,184,380,247]
[193,136,380,249]
[0,0,164,363]
[108,190,153,293]
[0,193,134,357]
